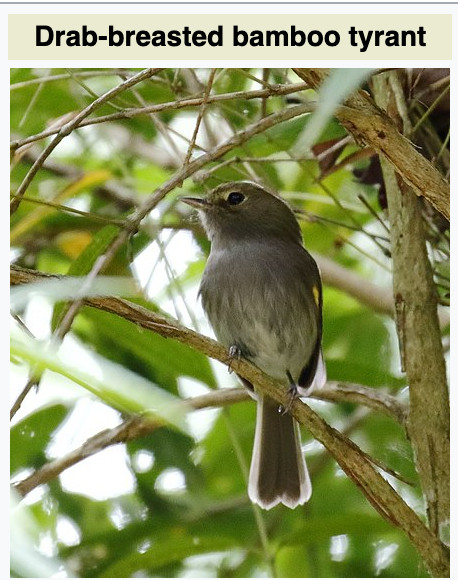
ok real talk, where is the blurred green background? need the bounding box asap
[10,68,449,578]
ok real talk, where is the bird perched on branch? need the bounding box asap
[182,181,325,509]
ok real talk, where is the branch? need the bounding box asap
[316,254,449,329]
[12,388,248,498]
[292,68,450,221]
[11,82,309,152]
[10,265,448,575]
[10,264,406,426]
[13,382,409,499]
[10,68,163,214]
[372,71,450,538]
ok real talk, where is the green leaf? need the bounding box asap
[11,325,190,434]
[10,404,71,475]
[51,224,122,330]
[77,306,216,391]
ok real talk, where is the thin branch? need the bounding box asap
[10,68,163,214]
[318,381,407,425]
[11,82,310,152]
[10,69,134,91]
[10,265,407,427]
[12,388,248,497]
[184,69,216,167]
[9,193,126,227]
[12,383,409,497]
[10,376,38,420]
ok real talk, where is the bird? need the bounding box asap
[182,181,325,509]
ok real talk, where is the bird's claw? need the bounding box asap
[281,371,299,415]
[227,345,242,373]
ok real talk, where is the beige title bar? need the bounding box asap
[9,14,451,60]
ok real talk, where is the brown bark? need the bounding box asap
[292,68,449,221]
[371,70,449,543]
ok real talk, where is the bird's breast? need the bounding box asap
[200,241,319,382]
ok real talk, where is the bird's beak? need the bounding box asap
[181,196,209,209]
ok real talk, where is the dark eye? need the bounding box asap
[227,192,245,205]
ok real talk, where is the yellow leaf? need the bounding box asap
[10,169,112,243]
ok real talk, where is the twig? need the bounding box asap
[293,69,449,220]
[357,193,391,234]
[10,376,38,420]
[8,193,126,226]
[10,68,163,214]
[184,69,216,167]
[11,82,310,152]
[11,388,247,497]
[10,69,133,91]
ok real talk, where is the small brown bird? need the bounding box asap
[183,181,325,509]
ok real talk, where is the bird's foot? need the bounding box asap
[227,345,242,374]
[282,371,298,414]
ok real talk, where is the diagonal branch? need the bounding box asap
[10,264,407,425]
[10,266,449,575]
[10,68,163,215]
[292,68,449,220]
[12,388,248,498]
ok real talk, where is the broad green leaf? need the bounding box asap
[77,306,216,390]
[10,403,71,475]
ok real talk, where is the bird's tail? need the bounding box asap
[248,395,311,509]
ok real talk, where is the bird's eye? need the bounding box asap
[227,192,245,206]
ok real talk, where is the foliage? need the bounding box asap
[10,68,449,578]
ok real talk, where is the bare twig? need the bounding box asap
[11,82,309,152]
[12,388,248,497]
[10,68,163,214]
[184,69,216,167]
[10,376,39,420]
[10,69,134,91]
